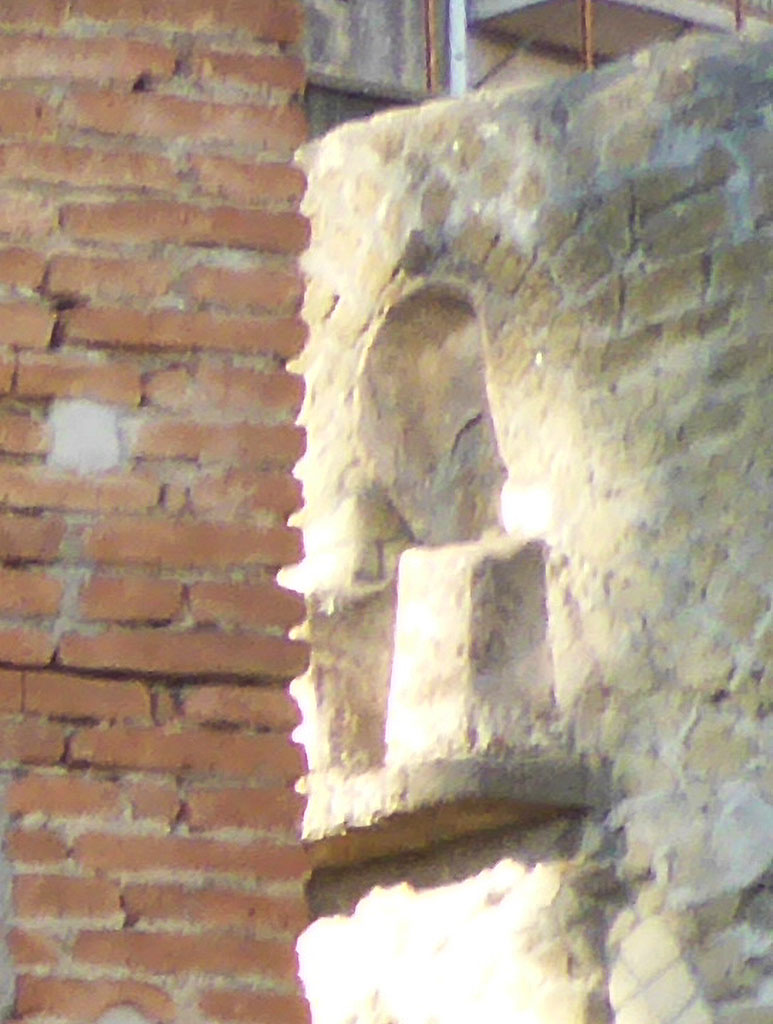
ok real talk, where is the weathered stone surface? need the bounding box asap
[294,28,773,1024]
[299,820,613,1024]
[385,540,553,764]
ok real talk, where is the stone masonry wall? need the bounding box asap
[0,3,310,1024]
[294,31,773,1024]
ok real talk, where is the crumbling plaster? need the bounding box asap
[291,28,773,1024]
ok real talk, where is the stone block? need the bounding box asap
[620,917,681,985]
[634,144,736,217]
[385,540,552,764]
[638,188,729,260]
[623,253,704,329]
[303,581,396,772]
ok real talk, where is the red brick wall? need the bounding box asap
[0,2,310,1021]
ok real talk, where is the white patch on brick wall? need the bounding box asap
[48,400,124,474]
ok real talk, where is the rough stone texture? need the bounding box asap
[386,540,554,764]
[293,29,773,1024]
[302,820,620,1024]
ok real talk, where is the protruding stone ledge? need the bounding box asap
[302,754,608,869]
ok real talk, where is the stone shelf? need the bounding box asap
[302,754,608,869]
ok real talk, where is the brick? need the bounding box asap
[189,581,305,632]
[634,144,736,218]
[0,247,45,289]
[74,832,310,881]
[124,781,179,823]
[150,687,177,724]
[0,0,67,27]
[200,989,310,1024]
[47,255,175,303]
[75,928,298,981]
[69,725,305,780]
[0,465,159,512]
[0,720,65,764]
[183,264,302,313]
[182,683,301,729]
[186,786,304,834]
[0,36,175,83]
[16,977,175,1023]
[0,568,62,617]
[0,91,55,139]
[62,306,306,358]
[8,928,61,966]
[191,470,302,521]
[24,671,150,722]
[6,829,67,864]
[72,0,303,43]
[623,253,705,329]
[639,189,730,260]
[196,364,305,415]
[135,420,305,466]
[8,773,118,818]
[0,301,54,348]
[192,50,306,93]
[161,481,188,515]
[123,883,307,935]
[0,627,54,665]
[0,190,57,240]
[61,201,309,253]
[710,238,773,302]
[59,629,309,679]
[0,413,47,455]
[191,157,305,206]
[79,575,183,623]
[183,354,306,403]
[0,354,12,392]
[14,874,120,919]
[0,142,178,191]
[141,365,196,411]
[0,514,65,562]
[16,352,142,404]
[65,91,306,153]
[84,518,302,569]
[8,774,177,824]
[0,668,22,711]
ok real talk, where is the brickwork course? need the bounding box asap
[0,2,311,1023]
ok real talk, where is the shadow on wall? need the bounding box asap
[300,815,619,1024]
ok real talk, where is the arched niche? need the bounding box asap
[356,286,506,549]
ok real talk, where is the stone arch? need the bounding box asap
[294,280,555,779]
[356,283,506,551]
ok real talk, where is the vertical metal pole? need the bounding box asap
[449,0,467,96]
[580,0,594,70]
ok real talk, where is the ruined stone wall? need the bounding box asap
[0,3,311,1023]
[294,31,773,1024]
